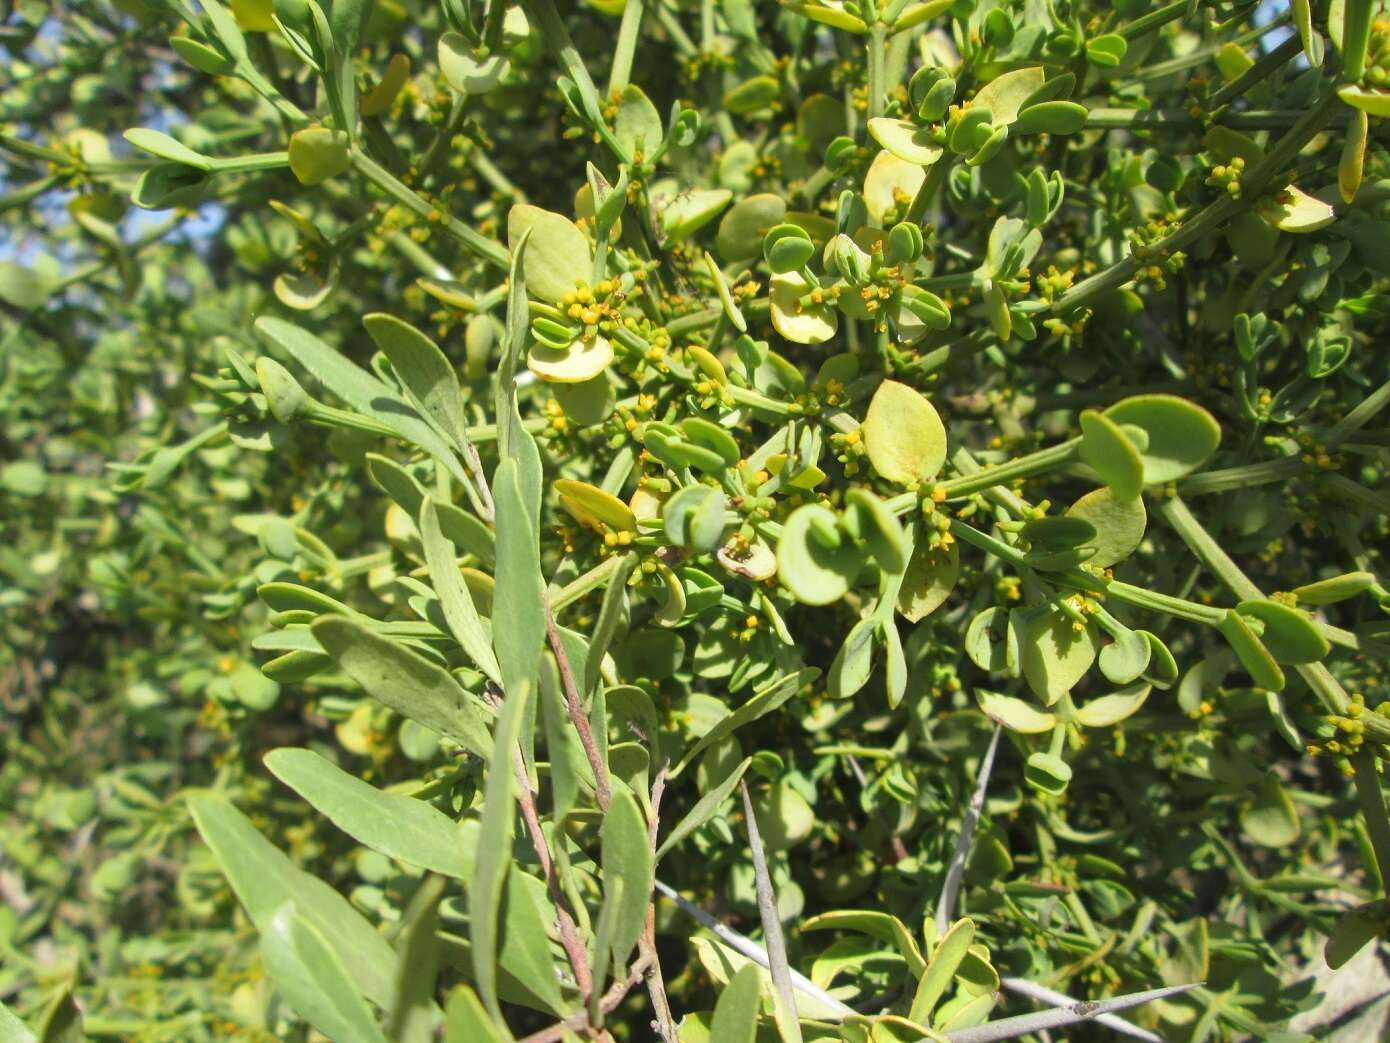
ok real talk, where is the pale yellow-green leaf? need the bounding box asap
[769,272,838,344]
[507,204,593,302]
[868,117,944,166]
[863,150,926,224]
[526,336,613,383]
[968,67,1045,126]
[861,380,947,485]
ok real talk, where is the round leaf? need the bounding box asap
[978,690,1055,734]
[769,272,838,344]
[1072,683,1151,728]
[1077,409,1143,501]
[527,336,613,383]
[863,150,926,225]
[1236,599,1330,664]
[1019,608,1100,705]
[439,33,510,94]
[867,117,944,166]
[777,504,859,606]
[1103,394,1221,483]
[288,128,351,185]
[1066,487,1146,568]
[896,540,959,622]
[507,204,593,303]
[862,380,947,485]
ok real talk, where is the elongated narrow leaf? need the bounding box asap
[710,964,762,1043]
[254,317,471,488]
[910,919,975,1024]
[187,796,396,1007]
[497,231,542,522]
[444,986,512,1043]
[261,904,388,1043]
[585,551,637,696]
[470,595,535,1020]
[264,748,470,877]
[387,876,446,1043]
[365,314,472,452]
[657,757,751,860]
[0,1000,37,1043]
[311,616,493,760]
[588,875,621,1020]
[421,499,502,684]
[672,668,818,777]
[601,788,654,969]
[491,458,547,694]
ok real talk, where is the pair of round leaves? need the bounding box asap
[1082,395,1222,493]
[664,484,727,553]
[645,418,740,473]
[776,490,906,606]
[978,683,1151,735]
[288,127,351,185]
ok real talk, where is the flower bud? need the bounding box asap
[763,224,814,273]
[886,221,924,264]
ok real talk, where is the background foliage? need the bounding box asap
[3,0,1390,1040]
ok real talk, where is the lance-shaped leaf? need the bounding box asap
[444,987,511,1043]
[710,964,763,1043]
[311,616,493,760]
[600,788,653,970]
[657,757,751,860]
[672,669,817,777]
[264,748,471,878]
[365,314,472,453]
[255,318,471,489]
[187,796,397,1007]
[386,876,445,1043]
[260,904,388,1043]
[420,500,501,684]
[910,918,976,1024]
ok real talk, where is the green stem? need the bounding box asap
[942,437,1079,498]
[1326,375,1390,444]
[1119,0,1186,39]
[1208,34,1303,110]
[350,148,509,268]
[549,554,626,612]
[1354,750,1390,896]
[1054,90,1341,316]
[1156,494,1262,599]
[1177,457,1306,497]
[867,25,888,120]
[905,154,954,226]
[608,0,645,96]
[208,151,291,174]
[1083,107,1342,131]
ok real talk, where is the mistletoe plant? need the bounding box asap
[5,0,1390,1039]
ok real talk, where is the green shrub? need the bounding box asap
[4,0,1390,1040]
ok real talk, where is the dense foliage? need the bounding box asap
[4,0,1390,1039]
